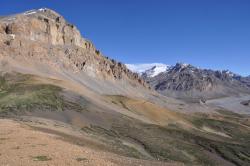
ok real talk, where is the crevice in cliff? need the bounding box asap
[4,25,12,34]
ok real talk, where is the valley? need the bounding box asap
[0,72,250,165]
[0,8,250,166]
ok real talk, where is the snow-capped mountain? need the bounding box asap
[127,63,250,100]
[126,63,169,77]
[142,63,250,100]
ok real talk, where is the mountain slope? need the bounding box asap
[1,8,250,166]
[1,72,250,166]
[0,8,149,96]
[140,63,250,100]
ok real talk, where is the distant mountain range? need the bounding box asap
[127,63,250,100]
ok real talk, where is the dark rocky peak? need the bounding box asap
[171,63,191,71]
[167,63,203,75]
[151,66,157,70]
[213,70,240,82]
[144,62,250,99]
[169,64,237,82]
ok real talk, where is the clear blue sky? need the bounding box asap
[1,0,250,76]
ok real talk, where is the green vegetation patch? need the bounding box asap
[82,125,147,159]
[0,73,84,115]
[107,95,133,112]
[76,157,87,162]
[32,155,52,161]
[82,112,250,166]
[185,112,250,166]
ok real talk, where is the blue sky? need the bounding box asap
[1,0,250,76]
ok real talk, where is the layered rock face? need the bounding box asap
[0,8,147,88]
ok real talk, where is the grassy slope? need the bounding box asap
[92,95,250,166]
[0,73,82,115]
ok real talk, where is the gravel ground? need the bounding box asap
[0,119,181,166]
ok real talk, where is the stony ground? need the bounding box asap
[0,118,181,166]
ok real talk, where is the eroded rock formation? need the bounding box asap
[0,8,147,88]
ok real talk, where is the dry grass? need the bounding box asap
[106,95,192,128]
[0,119,180,166]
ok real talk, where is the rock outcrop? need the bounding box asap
[0,8,147,89]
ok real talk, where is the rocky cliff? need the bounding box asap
[0,8,147,91]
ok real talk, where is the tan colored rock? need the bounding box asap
[0,23,5,34]
[0,8,149,89]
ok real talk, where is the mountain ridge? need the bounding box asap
[127,62,248,79]
[0,8,150,96]
[128,63,250,100]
